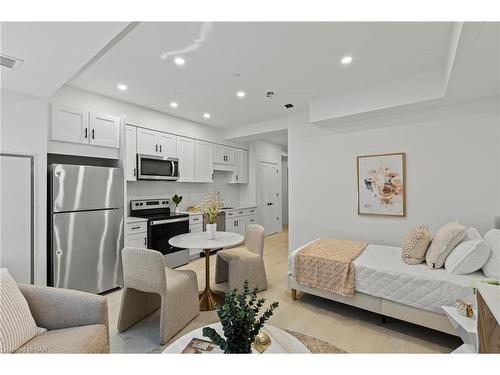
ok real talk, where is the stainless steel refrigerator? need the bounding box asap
[49,164,124,294]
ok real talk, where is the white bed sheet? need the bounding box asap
[289,241,486,314]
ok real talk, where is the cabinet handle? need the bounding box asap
[84,128,88,138]
[133,168,136,176]
[155,144,158,152]
[91,129,95,139]
[193,218,199,221]
[144,237,147,246]
[131,226,141,230]
[160,145,162,153]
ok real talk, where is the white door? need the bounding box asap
[137,128,158,155]
[194,140,213,183]
[125,125,137,181]
[125,233,147,248]
[89,112,120,148]
[0,155,33,283]
[51,104,89,144]
[158,133,177,158]
[177,136,195,182]
[260,161,280,235]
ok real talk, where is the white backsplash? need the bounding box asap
[126,170,240,216]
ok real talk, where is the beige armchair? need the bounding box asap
[215,224,268,292]
[16,284,109,353]
[117,247,199,345]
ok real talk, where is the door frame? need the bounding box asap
[258,160,281,235]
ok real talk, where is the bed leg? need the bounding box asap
[381,315,387,324]
[291,288,297,301]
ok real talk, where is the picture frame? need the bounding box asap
[357,152,406,217]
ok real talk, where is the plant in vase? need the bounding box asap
[172,194,182,213]
[202,280,279,353]
[200,191,224,239]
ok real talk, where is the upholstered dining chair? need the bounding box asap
[117,247,199,345]
[215,224,268,292]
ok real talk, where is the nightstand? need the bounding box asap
[442,305,478,353]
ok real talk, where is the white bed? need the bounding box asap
[288,240,486,335]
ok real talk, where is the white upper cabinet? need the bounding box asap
[195,140,213,183]
[158,133,177,158]
[51,104,89,144]
[137,128,159,155]
[177,136,195,182]
[51,103,120,149]
[89,112,120,148]
[137,128,177,157]
[213,145,235,165]
[231,149,249,183]
[125,125,137,181]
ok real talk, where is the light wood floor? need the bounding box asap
[106,228,460,353]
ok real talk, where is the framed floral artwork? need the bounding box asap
[357,152,406,216]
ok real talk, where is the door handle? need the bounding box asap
[91,129,95,139]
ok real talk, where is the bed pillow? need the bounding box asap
[401,225,432,265]
[444,239,491,274]
[0,268,43,353]
[482,229,500,279]
[464,227,481,241]
[426,222,466,269]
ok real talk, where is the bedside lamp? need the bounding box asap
[495,216,500,230]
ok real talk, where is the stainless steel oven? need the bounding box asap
[137,154,179,181]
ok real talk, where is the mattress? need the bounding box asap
[289,241,486,314]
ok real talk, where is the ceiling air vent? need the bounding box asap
[0,54,23,70]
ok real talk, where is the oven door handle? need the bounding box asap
[150,217,189,226]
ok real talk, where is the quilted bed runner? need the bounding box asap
[295,238,368,297]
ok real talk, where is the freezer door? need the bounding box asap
[53,209,124,293]
[51,164,123,212]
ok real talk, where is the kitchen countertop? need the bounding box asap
[126,216,148,223]
[179,205,257,216]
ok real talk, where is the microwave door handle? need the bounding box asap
[171,160,176,177]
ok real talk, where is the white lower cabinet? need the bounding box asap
[189,220,203,258]
[125,219,148,248]
[126,233,147,248]
[226,216,246,236]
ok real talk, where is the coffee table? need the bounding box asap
[169,231,244,311]
[162,323,311,353]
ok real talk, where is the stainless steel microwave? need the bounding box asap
[137,154,179,181]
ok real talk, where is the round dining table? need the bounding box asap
[169,231,244,311]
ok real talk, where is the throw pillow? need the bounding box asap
[464,227,482,241]
[426,222,466,269]
[482,229,500,279]
[401,225,432,265]
[0,268,43,353]
[444,239,491,274]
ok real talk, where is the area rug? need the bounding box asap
[152,329,346,354]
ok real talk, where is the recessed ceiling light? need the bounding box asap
[117,83,128,91]
[203,113,211,119]
[341,55,353,65]
[169,102,178,108]
[236,91,246,98]
[174,56,186,66]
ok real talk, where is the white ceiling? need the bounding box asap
[0,22,129,98]
[70,22,454,129]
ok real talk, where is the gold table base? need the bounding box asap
[199,248,225,311]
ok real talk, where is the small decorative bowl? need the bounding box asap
[252,331,272,354]
[456,299,474,318]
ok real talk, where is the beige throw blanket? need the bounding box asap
[295,238,368,297]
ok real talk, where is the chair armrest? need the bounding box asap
[18,284,109,332]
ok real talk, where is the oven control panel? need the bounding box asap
[131,198,171,211]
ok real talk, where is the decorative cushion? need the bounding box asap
[0,268,45,353]
[401,225,432,265]
[444,240,491,274]
[426,222,466,269]
[482,229,500,279]
[464,227,482,241]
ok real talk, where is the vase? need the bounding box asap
[206,223,217,239]
[175,206,180,213]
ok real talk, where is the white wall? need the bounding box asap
[1,89,48,285]
[288,98,500,252]
[282,158,289,225]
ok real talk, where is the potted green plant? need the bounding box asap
[202,280,279,353]
[199,191,224,239]
[172,194,182,213]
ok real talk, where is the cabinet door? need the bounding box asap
[232,149,249,183]
[213,145,225,164]
[195,140,213,183]
[137,128,158,155]
[225,219,236,233]
[51,104,89,144]
[89,112,120,148]
[235,217,246,236]
[177,136,195,182]
[158,133,177,158]
[225,147,235,165]
[189,223,203,257]
[125,125,137,181]
[125,233,147,248]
